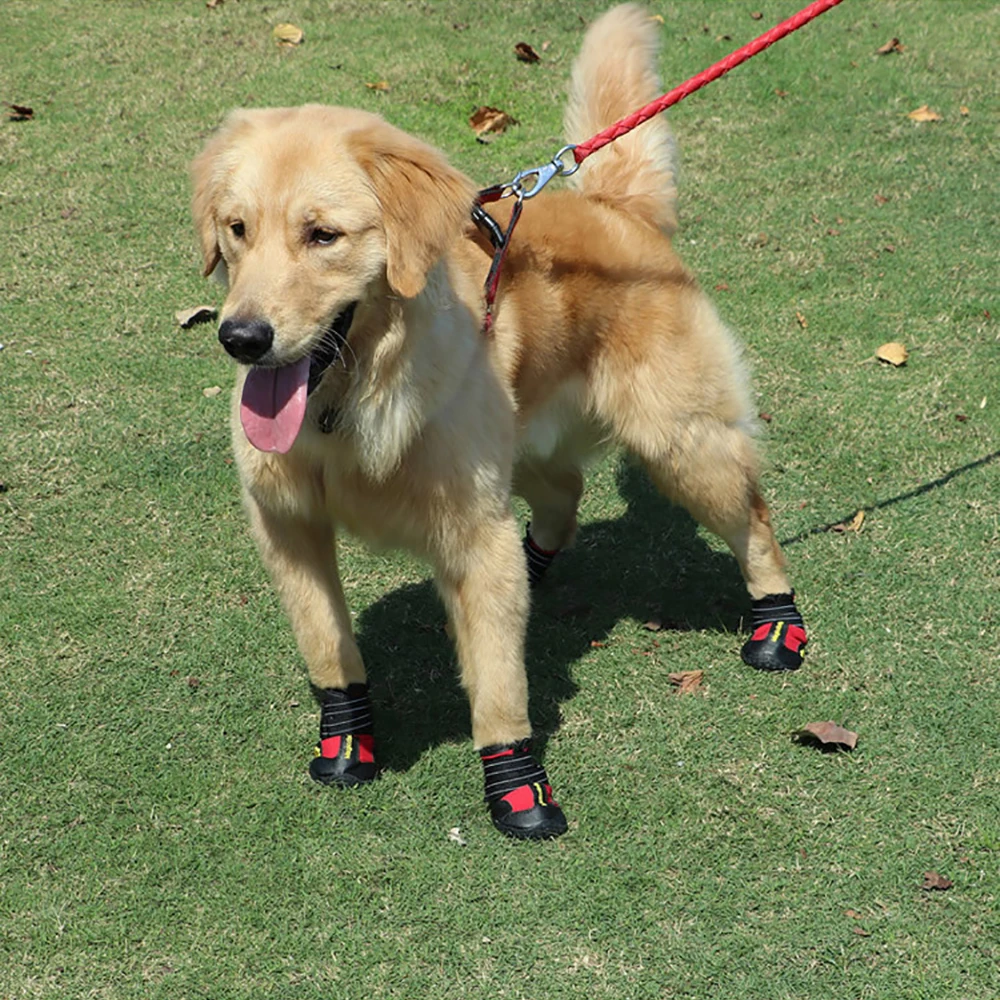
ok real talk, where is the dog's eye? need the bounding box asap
[230,221,246,239]
[310,227,341,246]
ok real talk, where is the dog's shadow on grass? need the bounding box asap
[355,458,747,774]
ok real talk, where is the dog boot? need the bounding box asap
[523,526,559,587]
[480,740,568,840]
[309,683,378,786]
[741,593,808,671]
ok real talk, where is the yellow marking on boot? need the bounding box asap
[343,734,353,759]
[534,782,546,805]
[771,621,785,642]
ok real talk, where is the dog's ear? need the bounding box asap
[190,130,228,278]
[351,124,477,298]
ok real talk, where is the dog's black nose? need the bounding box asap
[218,317,275,363]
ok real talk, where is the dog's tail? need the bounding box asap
[564,4,678,233]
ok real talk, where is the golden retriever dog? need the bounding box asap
[191,4,808,839]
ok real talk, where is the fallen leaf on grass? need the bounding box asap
[907,104,941,122]
[176,305,217,329]
[642,619,663,632]
[853,926,871,937]
[921,871,952,891]
[202,386,223,398]
[876,341,908,366]
[831,509,866,534]
[876,37,904,55]
[365,80,391,91]
[960,105,970,116]
[4,102,34,120]
[469,105,519,140]
[273,22,304,46]
[795,311,808,329]
[794,721,858,751]
[751,11,764,20]
[514,41,541,63]
[758,411,772,423]
[668,670,704,695]
[448,826,468,846]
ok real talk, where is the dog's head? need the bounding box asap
[190,104,475,452]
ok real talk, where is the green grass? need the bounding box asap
[2,1,998,997]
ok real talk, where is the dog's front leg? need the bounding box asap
[435,517,567,839]
[245,496,375,786]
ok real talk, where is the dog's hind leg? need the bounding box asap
[622,415,808,671]
[434,516,567,839]
[512,457,584,586]
[246,498,376,785]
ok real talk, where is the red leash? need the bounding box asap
[474,0,847,327]
[574,0,846,164]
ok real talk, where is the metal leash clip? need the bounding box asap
[504,144,580,200]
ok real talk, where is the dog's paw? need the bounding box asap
[523,528,558,587]
[741,593,808,672]
[488,782,568,840]
[741,621,807,672]
[309,733,377,787]
[480,739,568,839]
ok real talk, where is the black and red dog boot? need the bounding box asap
[523,525,559,588]
[308,683,377,786]
[480,739,568,840]
[741,593,808,672]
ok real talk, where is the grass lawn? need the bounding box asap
[2,1,997,997]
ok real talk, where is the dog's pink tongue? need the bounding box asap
[240,357,311,453]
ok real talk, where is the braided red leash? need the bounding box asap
[573,0,846,164]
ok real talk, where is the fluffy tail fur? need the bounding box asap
[564,4,678,233]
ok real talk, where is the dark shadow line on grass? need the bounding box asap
[780,449,1000,547]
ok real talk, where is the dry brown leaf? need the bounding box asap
[853,926,871,937]
[4,102,34,120]
[469,105,519,139]
[876,341,908,366]
[844,909,863,920]
[960,105,970,116]
[176,305,217,329]
[202,386,223,398]
[876,37,904,55]
[795,311,808,329]
[794,721,858,750]
[514,42,541,63]
[831,510,865,534]
[642,619,663,632]
[751,11,764,20]
[758,411,772,423]
[365,80,391,91]
[273,22,304,46]
[668,670,704,695]
[907,104,941,122]
[921,871,953,891]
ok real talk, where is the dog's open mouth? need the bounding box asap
[239,303,357,454]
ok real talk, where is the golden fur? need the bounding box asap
[191,5,794,751]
